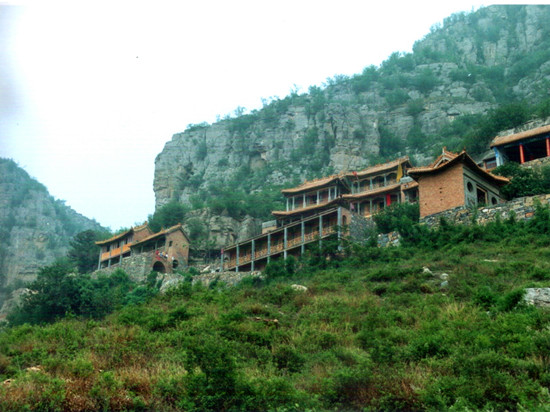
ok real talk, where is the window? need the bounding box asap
[491,196,498,205]
[476,187,487,205]
[467,182,474,192]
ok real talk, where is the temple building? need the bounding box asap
[408,149,509,218]
[223,157,419,272]
[224,174,351,272]
[342,157,418,216]
[96,223,190,273]
[96,223,152,268]
[491,124,550,166]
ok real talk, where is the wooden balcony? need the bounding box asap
[99,244,133,262]
[224,224,336,270]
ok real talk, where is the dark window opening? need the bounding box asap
[172,259,179,269]
[476,187,487,205]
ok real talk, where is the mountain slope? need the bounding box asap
[3,212,550,410]
[0,158,104,288]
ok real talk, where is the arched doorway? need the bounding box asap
[153,261,166,273]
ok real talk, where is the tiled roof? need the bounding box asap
[408,150,509,186]
[281,174,344,194]
[95,223,150,246]
[491,124,550,148]
[345,156,411,178]
[342,183,401,200]
[130,224,188,247]
[271,198,341,217]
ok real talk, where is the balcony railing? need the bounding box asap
[224,224,336,269]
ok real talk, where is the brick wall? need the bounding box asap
[417,162,465,217]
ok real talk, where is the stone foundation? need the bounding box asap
[94,254,154,282]
[420,193,550,228]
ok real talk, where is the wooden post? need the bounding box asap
[251,239,255,271]
[520,144,525,164]
[319,214,323,247]
[337,207,343,251]
[284,227,288,259]
[317,190,320,204]
[267,233,271,263]
[286,198,289,211]
[546,138,550,158]
[301,220,305,255]
[236,244,240,273]
[97,248,102,271]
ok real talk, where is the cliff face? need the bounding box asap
[0,159,104,287]
[153,5,550,245]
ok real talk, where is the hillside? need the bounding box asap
[0,159,104,290]
[2,207,550,410]
[153,5,550,248]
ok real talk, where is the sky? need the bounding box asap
[1,0,521,231]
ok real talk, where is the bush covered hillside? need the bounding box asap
[3,204,550,410]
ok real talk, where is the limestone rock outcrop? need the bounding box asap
[154,5,550,216]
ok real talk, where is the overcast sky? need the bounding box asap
[1,0,519,231]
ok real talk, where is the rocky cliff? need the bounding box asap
[0,159,104,288]
[153,5,550,246]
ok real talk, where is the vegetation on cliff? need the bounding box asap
[3,204,550,410]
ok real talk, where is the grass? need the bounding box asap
[3,216,550,410]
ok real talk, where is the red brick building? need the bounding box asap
[408,149,509,218]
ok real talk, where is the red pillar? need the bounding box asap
[546,138,550,158]
[519,144,525,164]
[386,193,391,206]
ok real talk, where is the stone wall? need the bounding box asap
[420,193,550,228]
[349,212,376,243]
[522,156,550,170]
[94,254,152,282]
[158,271,263,293]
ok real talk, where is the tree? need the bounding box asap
[148,201,190,233]
[67,230,106,274]
[492,162,550,199]
[8,259,79,324]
